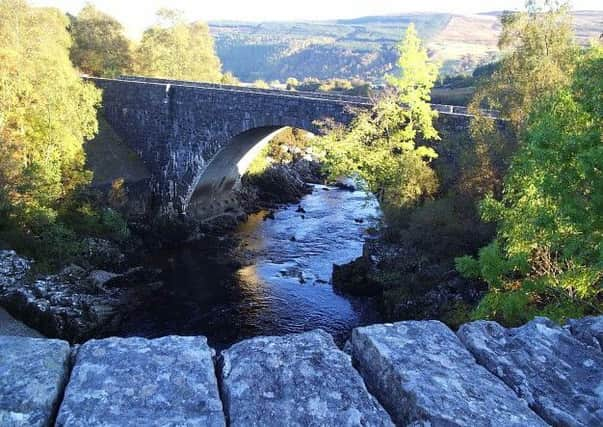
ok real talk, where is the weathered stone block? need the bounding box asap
[221,330,393,426]
[458,317,603,426]
[0,336,71,427]
[56,336,224,427]
[566,315,603,351]
[351,320,546,426]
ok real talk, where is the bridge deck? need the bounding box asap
[90,75,500,119]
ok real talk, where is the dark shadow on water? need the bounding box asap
[116,185,383,350]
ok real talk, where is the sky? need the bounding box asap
[31,0,603,37]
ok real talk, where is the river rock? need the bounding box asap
[0,250,30,284]
[351,320,546,426]
[56,336,224,427]
[332,256,381,297]
[0,250,154,342]
[87,270,120,288]
[334,177,358,191]
[566,315,603,351]
[221,330,393,426]
[0,335,71,427]
[80,237,125,270]
[244,164,312,205]
[457,317,603,426]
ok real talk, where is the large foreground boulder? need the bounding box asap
[221,330,393,426]
[351,321,546,426]
[0,336,71,427]
[56,336,224,426]
[0,307,44,338]
[458,317,603,426]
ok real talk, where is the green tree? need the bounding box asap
[460,1,580,220]
[253,79,270,89]
[69,3,133,77]
[315,24,440,207]
[457,45,603,324]
[133,9,222,82]
[0,0,102,263]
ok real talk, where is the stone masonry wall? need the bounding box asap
[1,315,601,426]
[88,77,506,219]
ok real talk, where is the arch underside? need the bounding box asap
[185,126,292,219]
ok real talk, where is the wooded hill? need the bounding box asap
[209,11,602,82]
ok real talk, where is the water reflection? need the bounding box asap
[118,185,382,349]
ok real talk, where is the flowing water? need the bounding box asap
[119,184,383,349]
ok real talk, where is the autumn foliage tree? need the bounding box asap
[0,0,116,265]
[0,0,101,219]
[133,9,222,82]
[69,3,133,77]
[457,1,602,324]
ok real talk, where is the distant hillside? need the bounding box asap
[209,11,602,83]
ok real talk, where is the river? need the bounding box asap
[118,184,383,349]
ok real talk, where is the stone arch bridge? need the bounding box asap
[87,76,492,219]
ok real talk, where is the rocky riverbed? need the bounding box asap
[0,249,163,342]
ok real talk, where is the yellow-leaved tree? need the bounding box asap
[0,0,101,258]
[133,9,222,82]
[69,3,133,77]
[315,24,440,208]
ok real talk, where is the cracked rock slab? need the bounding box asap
[0,336,71,427]
[458,318,603,426]
[221,329,393,426]
[56,336,224,427]
[351,320,545,426]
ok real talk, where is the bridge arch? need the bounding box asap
[185,126,292,218]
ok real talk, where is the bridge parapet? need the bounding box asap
[2,315,600,426]
[116,75,374,104]
[113,75,501,119]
